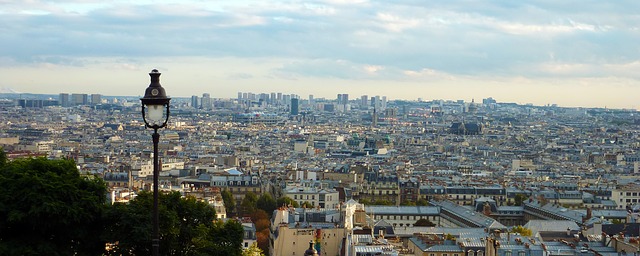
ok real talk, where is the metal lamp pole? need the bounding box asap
[140,69,171,256]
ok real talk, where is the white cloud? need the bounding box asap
[2,0,640,108]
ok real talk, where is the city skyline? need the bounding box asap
[1,1,639,109]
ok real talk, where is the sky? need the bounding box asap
[1,0,639,109]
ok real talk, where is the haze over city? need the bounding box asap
[1,0,639,109]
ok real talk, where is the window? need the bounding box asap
[518,251,526,256]
[477,251,483,256]
[244,242,248,248]
[468,250,475,256]
[505,251,512,256]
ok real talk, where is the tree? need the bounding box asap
[510,225,532,236]
[416,199,429,206]
[243,242,265,256]
[414,218,436,227]
[301,201,314,208]
[514,194,527,206]
[256,193,276,217]
[104,191,244,255]
[0,147,6,167]
[276,196,299,208]
[241,192,258,216]
[358,198,372,205]
[444,233,456,241]
[401,200,416,206]
[0,157,108,255]
[373,199,394,205]
[192,219,244,256]
[221,189,236,217]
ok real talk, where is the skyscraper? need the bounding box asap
[381,96,387,110]
[360,95,368,108]
[71,93,88,105]
[59,93,69,107]
[290,98,299,115]
[201,93,211,110]
[337,94,349,105]
[91,94,102,105]
[191,95,199,109]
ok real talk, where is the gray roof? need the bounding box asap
[365,206,439,216]
[523,220,580,235]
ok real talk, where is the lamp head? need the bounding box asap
[141,69,171,128]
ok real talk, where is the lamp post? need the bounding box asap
[140,69,171,256]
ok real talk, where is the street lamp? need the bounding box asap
[140,69,171,256]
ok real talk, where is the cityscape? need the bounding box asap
[2,0,640,255]
[2,86,640,255]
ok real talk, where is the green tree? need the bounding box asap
[301,201,314,208]
[241,192,259,216]
[104,191,243,255]
[0,157,108,255]
[510,225,532,236]
[514,194,528,206]
[414,218,436,227]
[416,199,429,206]
[0,147,6,167]
[221,189,236,217]
[192,219,244,256]
[243,242,265,256]
[373,199,394,205]
[444,233,456,241]
[401,200,417,206]
[256,193,277,217]
[276,196,299,208]
[358,198,372,205]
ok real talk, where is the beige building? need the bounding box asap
[270,208,346,256]
[283,183,340,209]
[612,184,640,209]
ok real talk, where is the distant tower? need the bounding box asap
[191,95,199,109]
[201,93,211,110]
[381,96,387,110]
[291,98,299,115]
[59,93,69,107]
[372,107,377,127]
[91,94,102,105]
[360,95,368,108]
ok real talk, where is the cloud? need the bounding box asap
[2,0,640,105]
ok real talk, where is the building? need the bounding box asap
[291,98,299,115]
[612,185,640,209]
[233,112,283,125]
[71,93,88,105]
[91,94,102,105]
[282,184,340,209]
[201,93,211,110]
[191,95,199,109]
[270,207,345,256]
[59,93,70,107]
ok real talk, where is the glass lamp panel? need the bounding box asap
[146,104,165,126]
